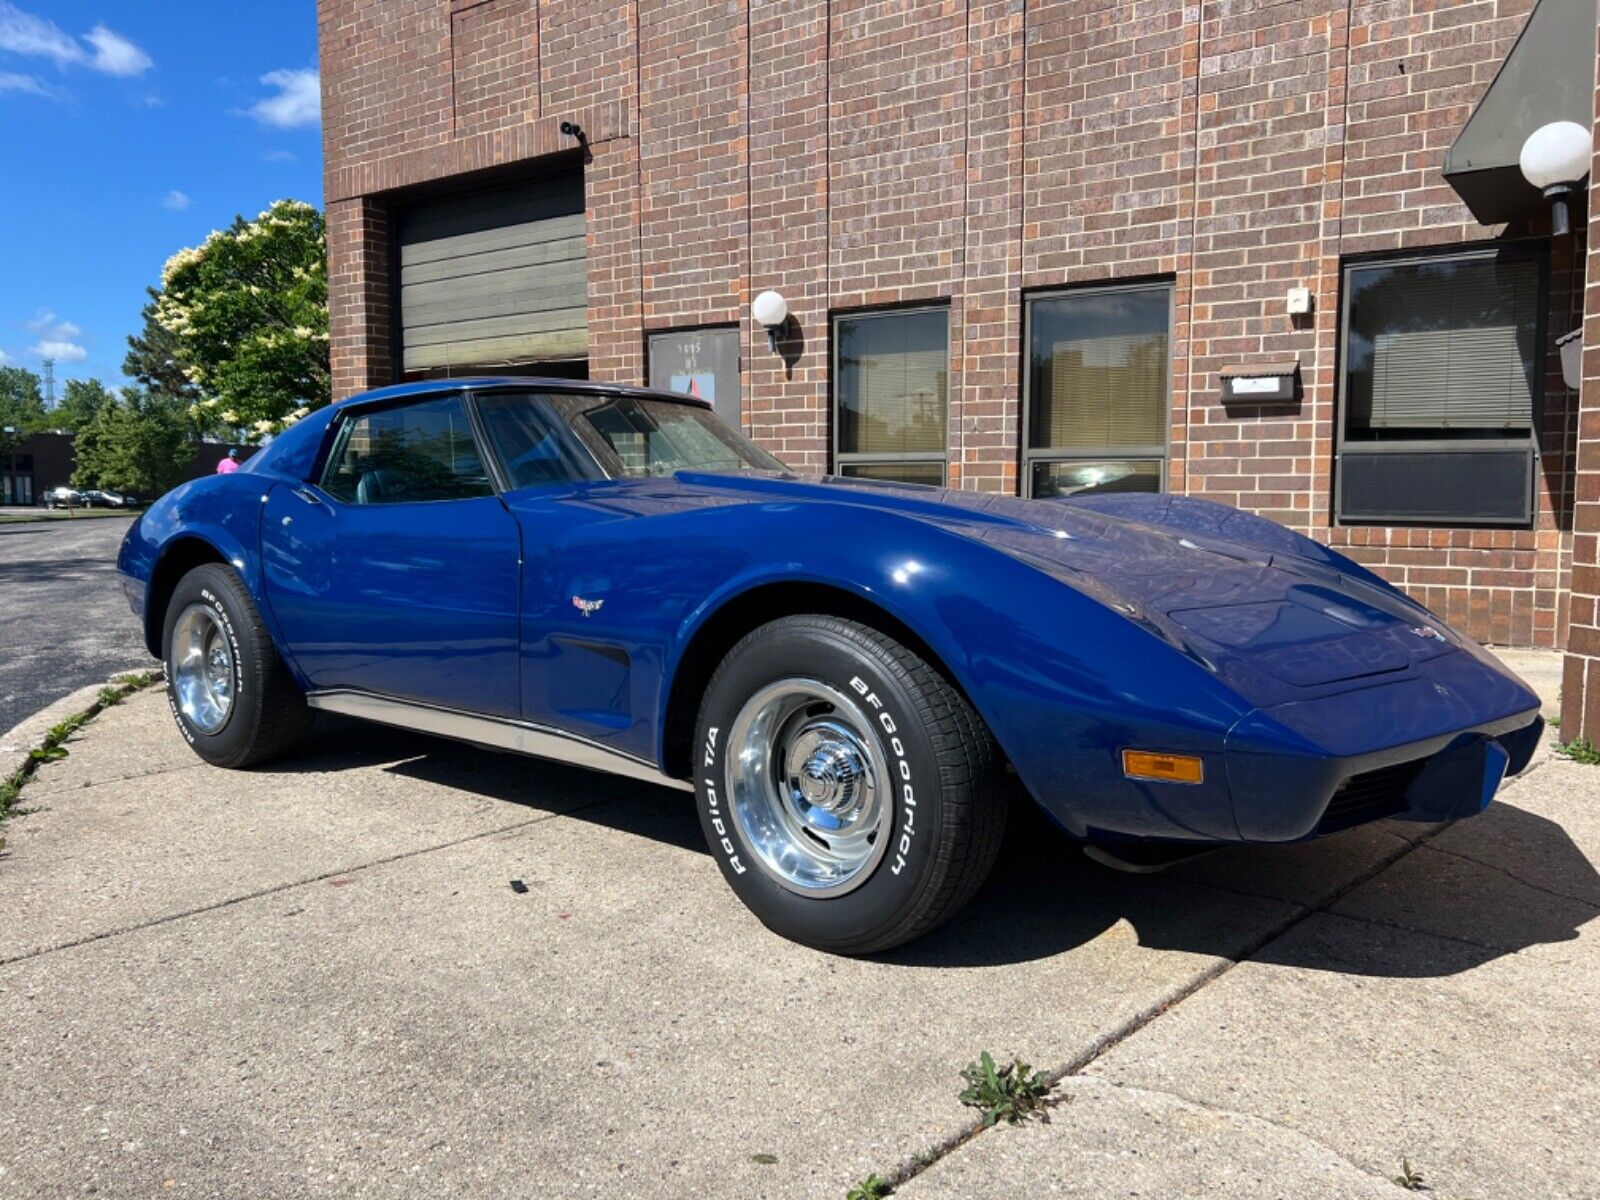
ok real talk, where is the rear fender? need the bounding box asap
[136,477,287,667]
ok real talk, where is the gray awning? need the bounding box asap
[1443,0,1596,225]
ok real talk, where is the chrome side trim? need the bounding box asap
[305,689,692,792]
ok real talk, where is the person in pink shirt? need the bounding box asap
[215,448,240,475]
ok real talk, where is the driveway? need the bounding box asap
[0,653,1594,1199]
[0,516,149,731]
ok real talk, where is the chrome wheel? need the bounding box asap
[725,678,893,896]
[171,603,235,734]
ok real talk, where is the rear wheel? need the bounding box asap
[695,615,1007,954]
[162,563,311,767]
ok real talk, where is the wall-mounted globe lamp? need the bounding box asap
[1519,120,1592,236]
[753,289,789,351]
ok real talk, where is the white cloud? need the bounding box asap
[0,4,151,77]
[163,189,191,211]
[83,24,151,77]
[0,348,9,363]
[0,3,80,67]
[0,69,47,96]
[24,311,86,362]
[31,339,86,362]
[247,67,319,129]
[26,310,79,338]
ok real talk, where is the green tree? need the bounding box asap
[0,365,47,461]
[156,199,328,436]
[124,288,201,403]
[52,378,114,433]
[72,388,195,498]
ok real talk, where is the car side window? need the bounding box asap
[320,394,494,504]
[474,391,605,489]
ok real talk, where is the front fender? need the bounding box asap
[655,505,1255,840]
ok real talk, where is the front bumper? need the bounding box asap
[1223,646,1543,841]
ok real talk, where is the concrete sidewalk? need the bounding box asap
[0,651,1594,1198]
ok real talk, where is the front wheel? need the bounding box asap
[161,562,312,768]
[694,615,1007,954]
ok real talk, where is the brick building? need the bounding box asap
[318,0,1600,731]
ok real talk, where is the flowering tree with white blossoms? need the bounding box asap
[156,199,329,436]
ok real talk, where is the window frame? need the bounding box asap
[1020,278,1175,499]
[314,386,506,505]
[1334,241,1548,528]
[831,305,951,485]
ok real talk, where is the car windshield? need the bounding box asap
[550,393,787,480]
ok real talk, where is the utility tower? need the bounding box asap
[42,359,55,410]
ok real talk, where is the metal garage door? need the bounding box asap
[397,172,586,373]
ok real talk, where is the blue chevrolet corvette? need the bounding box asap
[118,379,1543,952]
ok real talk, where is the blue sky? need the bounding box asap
[0,1,322,392]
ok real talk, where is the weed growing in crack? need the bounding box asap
[1554,737,1600,765]
[958,1051,1051,1127]
[846,1174,890,1199]
[1392,1157,1427,1191]
[0,673,160,838]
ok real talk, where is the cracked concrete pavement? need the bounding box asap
[0,648,1594,1198]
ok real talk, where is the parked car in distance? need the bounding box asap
[80,489,135,508]
[42,486,81,509]
[117,379,1544,954]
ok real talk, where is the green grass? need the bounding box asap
[0,672,159,847]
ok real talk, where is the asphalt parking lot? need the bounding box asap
[0,516,149,732]
[0,652,1594,1199]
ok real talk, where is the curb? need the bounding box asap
[0,669,156,786]
[0,513,140,527]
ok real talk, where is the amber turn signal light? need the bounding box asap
[1122,750,1204,785]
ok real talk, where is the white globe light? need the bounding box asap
[752,289,789,329]
[1519,120,1592,191]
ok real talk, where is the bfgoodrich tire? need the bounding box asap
[694,615,1007,954]
[161,563,311,768]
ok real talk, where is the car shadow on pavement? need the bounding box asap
[279,717,1598,978]
[887,798,1598,975]
[282,715,709,854]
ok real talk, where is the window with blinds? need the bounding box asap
[834,308,948,483]
[1024,283,1171,498]
[1347,251,1540,434]
[1338,245,1545,527]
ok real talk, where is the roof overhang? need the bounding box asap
[1443,0,1596,226]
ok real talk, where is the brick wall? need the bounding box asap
[320,0,1591,647]
[1561,9,1600,735]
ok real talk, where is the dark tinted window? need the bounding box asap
[1343,248,1541,440]
[1337,245,1544,526]
[475,392,605,489]
[321,394,493,504]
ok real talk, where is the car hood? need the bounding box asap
[673,471,1460,699]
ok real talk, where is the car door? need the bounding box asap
[260,390,523,718]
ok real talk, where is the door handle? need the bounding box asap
[291,486,325,508]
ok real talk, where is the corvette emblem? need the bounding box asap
[572,596,604,618]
